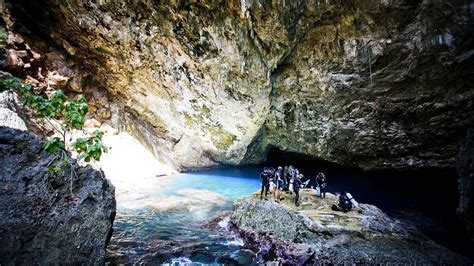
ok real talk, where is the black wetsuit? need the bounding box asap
[332,194,352,212]
[293,177,302,206]
[284,170,291,191]
[260,171,270,199]
[316,174,327,199]
[275,170,285,190]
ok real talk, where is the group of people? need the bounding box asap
[259,165,327,207]
[259,166,357,211]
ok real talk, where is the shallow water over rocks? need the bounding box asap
[106,167,260,264]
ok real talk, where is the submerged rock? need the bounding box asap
[0,126,116,265]
[230,189,471,264]
[147,189,228,214]
[176,188,228,203]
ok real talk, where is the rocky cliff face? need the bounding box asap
[0,126,116,265]
[2,0,473,170]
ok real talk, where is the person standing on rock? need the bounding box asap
[274,166,285,200]
[288,176,294,195]
[269,173,276,194]
[260,167,271,199]
[284,166,291,191]
[293,174,303,207]
[316,172,327,199]
[288,165,295,194]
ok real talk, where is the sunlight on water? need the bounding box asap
[98,130,262,264]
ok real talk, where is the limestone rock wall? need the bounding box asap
[3,0,473,170]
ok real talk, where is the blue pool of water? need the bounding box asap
[107,167,263,265]
[165,167,261,201]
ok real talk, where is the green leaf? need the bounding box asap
[75,130,107,162]
[43,137,65,154]
[0,77,21,92]
[11,78,109,165]
[47,165,61,173]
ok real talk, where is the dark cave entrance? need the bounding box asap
[264,147,474,259]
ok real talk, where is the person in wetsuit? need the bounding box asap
[287,165,294,194]
[293,174,303,207]
[274,166,285,200]
[316,172,327,199]
[260,167,271,199]
[284,166,291,191]
[332,192,352,212]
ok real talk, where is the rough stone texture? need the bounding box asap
[231,190,471,264]
[2,1,474,171]
[0,90,26,130]
[456,128,474,239]
[0,126,116,265]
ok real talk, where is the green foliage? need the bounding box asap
[47,165,61,174]
[19,88,87,130]
[73,130,108,162]
[0,77,22,93]
[1,76,107,163]
[60,155,69,166]
[63,94,88,130]
[43,137,65,154]
[0,27,7,43]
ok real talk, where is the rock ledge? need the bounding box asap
[231,189,471,264]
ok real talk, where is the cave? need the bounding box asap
[0,0,473,264]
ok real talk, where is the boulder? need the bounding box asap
[0,126,116,265]
[230,189,471,264]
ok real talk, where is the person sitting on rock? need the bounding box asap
[260,167,271,199]
[293,174,303,207]
[332,192,352,212]
[316,172,327,199]
[345,191,359,209]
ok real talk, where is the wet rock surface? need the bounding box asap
[0,126,116,265]
[230,189,471,264]
[2,0,473,171]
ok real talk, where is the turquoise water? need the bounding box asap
[165,167,261,201]
[106,167,262,265]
